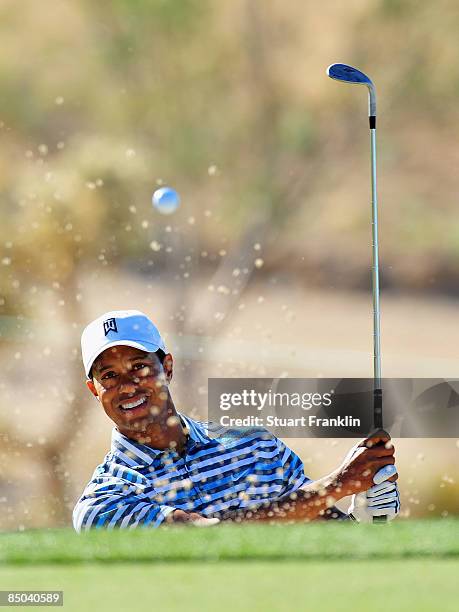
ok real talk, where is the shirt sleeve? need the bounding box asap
[273,437,310,498]
[72,472,176,532]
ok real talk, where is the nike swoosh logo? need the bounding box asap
[231,469,252,482]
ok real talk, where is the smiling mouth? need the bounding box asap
[119,396,149,412]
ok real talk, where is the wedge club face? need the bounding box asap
[327,63,376,118]
[327,63,372,85]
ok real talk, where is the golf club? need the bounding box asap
[326,63,387,523]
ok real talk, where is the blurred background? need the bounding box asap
[0,0,458,530]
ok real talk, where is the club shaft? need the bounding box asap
[370,122,386,523]
[370,127,381,382]
[370,125,383,431]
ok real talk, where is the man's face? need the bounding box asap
[87,345,173,435]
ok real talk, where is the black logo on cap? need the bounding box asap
[103,318,118,336]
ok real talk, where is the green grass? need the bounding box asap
[1,560,457,612]
[1,520,457,611]
[0,519,458,565]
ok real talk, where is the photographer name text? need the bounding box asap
[219,415,361,428]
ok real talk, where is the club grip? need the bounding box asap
[373,387,383,429]
[373,387,387,523]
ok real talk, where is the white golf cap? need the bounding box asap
[81,309,166,378]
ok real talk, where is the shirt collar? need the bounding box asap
[110,412,210,467]
[180,412,210,445]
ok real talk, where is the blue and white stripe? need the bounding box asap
[73,414,309,531]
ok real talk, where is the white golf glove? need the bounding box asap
[348,466,400,523]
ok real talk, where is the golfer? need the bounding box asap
[73,310,400,531]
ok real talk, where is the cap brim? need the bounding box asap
[85,339,162,378]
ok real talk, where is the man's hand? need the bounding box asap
[348,481,400,522]
[167,509,220,527]
[333,430,397,497]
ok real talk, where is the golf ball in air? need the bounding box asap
[152,187,180,215]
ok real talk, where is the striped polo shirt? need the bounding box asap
[73,414,310,531]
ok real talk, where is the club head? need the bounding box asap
[327,63,373,86]
[327,63,376,118]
